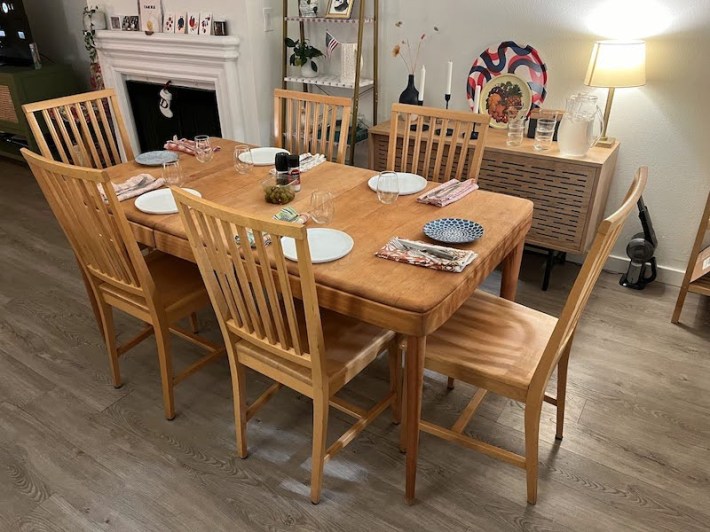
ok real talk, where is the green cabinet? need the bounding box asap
[0,64,79,161]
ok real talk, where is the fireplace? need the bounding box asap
[95,30,260,156]
[126,81,222,152]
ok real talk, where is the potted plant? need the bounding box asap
[285,38,324,78]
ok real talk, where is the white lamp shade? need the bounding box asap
[584,40,646,88]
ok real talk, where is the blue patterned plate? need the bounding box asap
[135,150,179,166]
[423,218,484,244]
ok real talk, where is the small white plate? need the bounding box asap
[135,150,178,166]
[134,188,202,215]
[367,172,427,195]
[281,228,354,264]
[240,147,290,166]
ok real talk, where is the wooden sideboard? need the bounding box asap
[368,121,620,255]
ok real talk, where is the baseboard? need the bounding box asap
[565,253,685,287]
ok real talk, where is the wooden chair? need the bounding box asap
[273,89,352,164]
[407,167,648,504]
[173,188,401,503]
[22,149,224,420]
[672,187,710,323]
[23,89,136,336]
[22,88,134,168]
[386,103,491,183]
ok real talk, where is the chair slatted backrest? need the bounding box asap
[23,89,134,169]
[531,167,649,397]
[173,188,328,382]
[21,148,152,299]
[274,89,352,165]
[387,104,491,183]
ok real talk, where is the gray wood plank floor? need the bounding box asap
[1,159,708,532]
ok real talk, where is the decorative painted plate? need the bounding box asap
[423,218,484,244]
[281,228,354,264]
[367,172,427,196]
[135,150,179,166]
[467,41,547,112]
[134,188,202,215]
[479,74,533,129]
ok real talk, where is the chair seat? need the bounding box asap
[237,308,395,396]
[98,252,210,321]
[425,290,558,401]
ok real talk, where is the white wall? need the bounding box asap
[72,0,710,283]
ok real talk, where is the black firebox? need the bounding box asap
[126,81,222,152]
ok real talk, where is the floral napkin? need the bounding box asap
[101,174,165,202]
[164,136,197,155]
[375,237,477,273]
[417,178,479,207]
[235,229,272,248]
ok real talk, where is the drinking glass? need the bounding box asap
[310,191,335,224]
[534,110,558,151]
[194,135,214,163]
[376,171,399,204]
[234,145,253,174]
[506,109,526,147]
[162,160,183,186]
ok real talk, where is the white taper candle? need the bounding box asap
[445,60,453,95]
[473,84,481,112]
[419,65,426,102]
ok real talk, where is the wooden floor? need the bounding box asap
[1,158,709,531]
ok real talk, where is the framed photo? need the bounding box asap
[121,15,140,31]
[139,1,163,33]
[109,16,122,30]
[163,13,175,33]
[325,0,354,19]
[175,13,187,34]
[187,12,200,35]
[199,12,213,35]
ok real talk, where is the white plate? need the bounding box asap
[281,228,354,264]
[134,188,202,215]
[239,147,290,166]
[367,172,427,195]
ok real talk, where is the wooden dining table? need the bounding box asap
[107,138,533,504]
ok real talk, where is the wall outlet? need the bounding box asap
[263,7,273,32]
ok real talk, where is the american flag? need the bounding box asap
[325,30,340,58]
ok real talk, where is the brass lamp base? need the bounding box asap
[595,136,616,148]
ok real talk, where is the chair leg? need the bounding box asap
[447,377,455,390]
[154,324,176,420]
[97,299,121,388]
[189,312,199,333]
[556,348,571,441]
[227,347,248,458]
[388,339,402,424]
[399,368,408,453]
[524,403,542,505]
[310,392,329,504]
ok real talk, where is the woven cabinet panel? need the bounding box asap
[478,152,595,251]
[0,85,19,123]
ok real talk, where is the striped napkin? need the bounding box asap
[101,174,165,202]
[375,237,477,273]
[417,178,479,207]
[164,137,197,155]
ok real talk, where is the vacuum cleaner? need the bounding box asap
[620,196,657,290]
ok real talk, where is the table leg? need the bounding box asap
[500,240,525,301]
[405,335,426,505]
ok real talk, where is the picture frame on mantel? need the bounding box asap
[139,1,163,33]
[187,12,200,35]
[176,13,187,34]
[325,0,354,19]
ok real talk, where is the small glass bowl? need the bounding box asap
[261,177,296,205]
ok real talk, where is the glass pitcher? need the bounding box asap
[558,93,604,156]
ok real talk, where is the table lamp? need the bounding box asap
[584,40,646,147]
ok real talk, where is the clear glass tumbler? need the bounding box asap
[534,110,558,151]
[310,191,335,224]
[507,118,526,147]
[194,135,214,163]
[376,171,400,204]
[162,160,183,186]
[234,145,253,174]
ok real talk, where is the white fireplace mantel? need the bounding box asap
[95,30,260,152]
